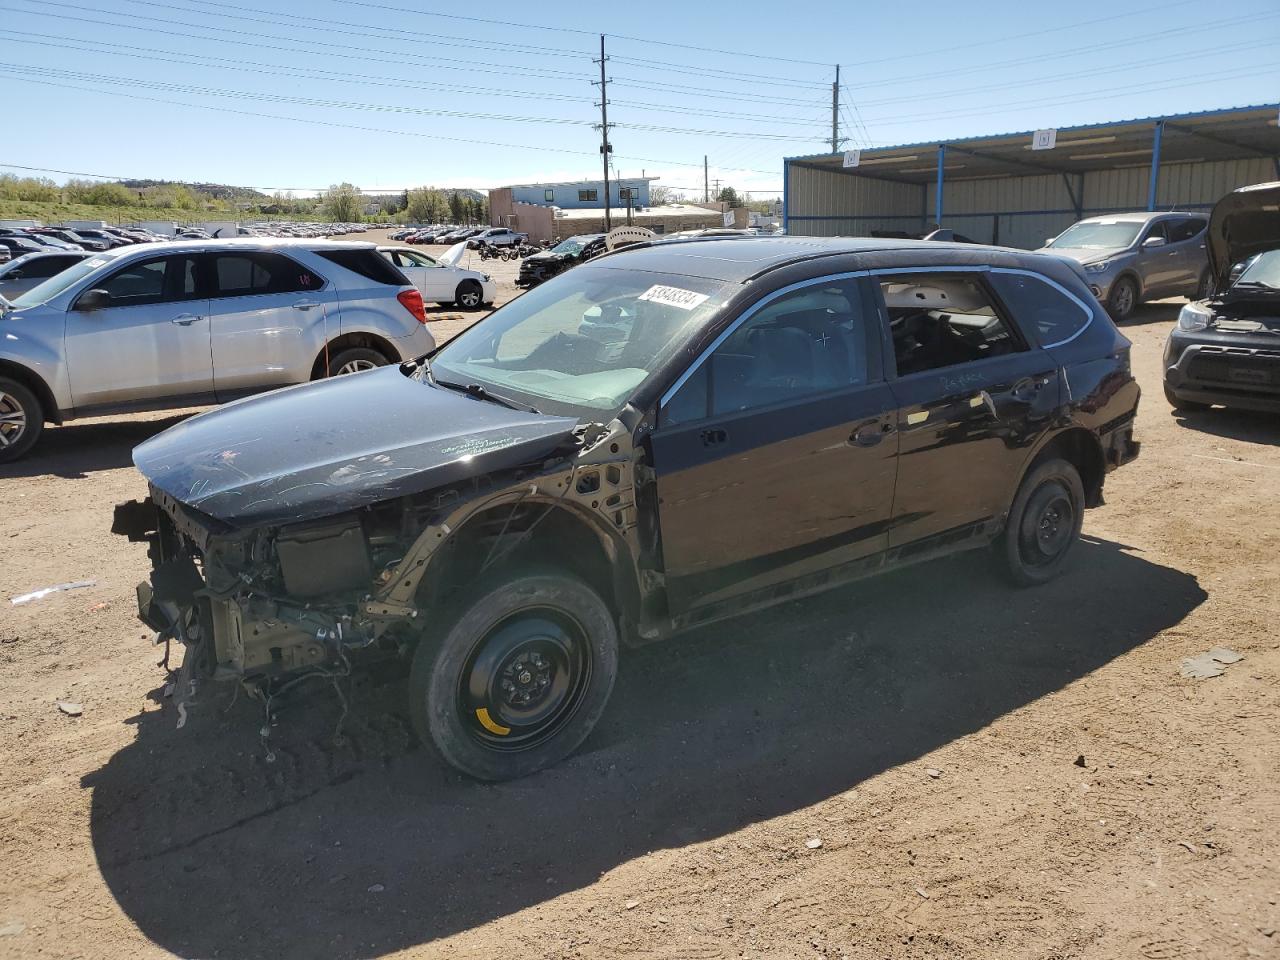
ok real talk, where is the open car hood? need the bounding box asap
[1207,181,1280,292]
[133,365,580,527]
[438,241,468,267]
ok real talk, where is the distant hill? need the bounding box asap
[119,180,269,202]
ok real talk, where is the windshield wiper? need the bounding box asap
[433,379,540,414]
[1233,280,1278,290]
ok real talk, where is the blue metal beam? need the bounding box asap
[935,144,946,226]
[1147,120,1164,212]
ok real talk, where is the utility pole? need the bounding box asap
[703,155,709,203]
[593,35,612,231]
[830,64,841,154]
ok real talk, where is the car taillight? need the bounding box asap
[397,288,427,323]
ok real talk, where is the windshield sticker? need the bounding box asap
[638,284,710,311]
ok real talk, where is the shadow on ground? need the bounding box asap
[1173,406,1280,446]
[4,414,193,479]
[85,538,1204,959]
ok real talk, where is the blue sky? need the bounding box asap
[2,0,1278,199]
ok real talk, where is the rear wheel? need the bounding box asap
[326,347,389,377]
[1000,458,1085,587]
[0,377,43,463]
[455,280,483,310]
[1107,276,1138,321]
[409,571,619,781]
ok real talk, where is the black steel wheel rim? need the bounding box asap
[459,607,592,752]
[1019,483,1075,568]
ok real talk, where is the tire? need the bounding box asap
[1164,382,1209,412]
[325,347,389,378]
[0,376,44,463]
[1000,458,1085,587]
[409,570,619,781]
[455,280,483,311]
[1107,275,1139,321]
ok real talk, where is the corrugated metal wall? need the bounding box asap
[788,157,1277,249]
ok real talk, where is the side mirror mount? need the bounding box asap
[1044,236,1056,247]
[1227,262,1247,287]
[1141,235,1167,249]
[77,288,110,311]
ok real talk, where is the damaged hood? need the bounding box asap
[1207,181,1280,292]
[133,365,580,527]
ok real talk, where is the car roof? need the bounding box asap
[1076,211,1205,224]
[81,237,380,260]
[592,235,1015,282]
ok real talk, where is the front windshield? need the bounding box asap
[1235,250,1280,289]
[10,255,112,307]
[1051,220,1144,250]
[552,237,588,255]
[431,264,732,418]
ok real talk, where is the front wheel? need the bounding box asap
[409,571,619,781]
[455,280,483,310]
[0,377,44,463]
[1000,458,1085,587]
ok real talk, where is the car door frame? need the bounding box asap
[867,264,1064,552]
[647,270,901,618]
[1163,214,1209,294]
[62,251,214,413]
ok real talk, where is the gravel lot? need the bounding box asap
[2,233,1278,960]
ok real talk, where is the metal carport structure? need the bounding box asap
[783,104,1280,249]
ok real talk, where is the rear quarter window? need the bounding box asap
[989,271,1092,348]
[314,249,408,285]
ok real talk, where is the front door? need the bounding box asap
[386,248,453,301]
[64,253,212,410]
[204,251,332,397]
[874,270,1059,548]
[648,276,899,612]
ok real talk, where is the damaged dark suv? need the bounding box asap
[116,236,1140,780]
[1164,181,1280,413]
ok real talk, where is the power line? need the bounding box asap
[0,75,783,176]
[0,28,830,127]
[840,0,1199,68]
[0,62,826,141]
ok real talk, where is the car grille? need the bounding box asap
[1187,347,1280,390]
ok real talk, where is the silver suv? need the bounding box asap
[1040,212,1210,321]
[0,239,435,462]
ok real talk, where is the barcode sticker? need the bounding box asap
[638,284,710,311]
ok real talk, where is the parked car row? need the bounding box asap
[0,238,435,462]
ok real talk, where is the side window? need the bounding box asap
[212,253,320,298]
[1143,221,1170,243]
[1167,217,1206,244]
[878,272,1025,376]
[98,258,168,306]
[663,279,870,424]
[988,272,1091,348]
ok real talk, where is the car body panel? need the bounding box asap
[132,364,581,526]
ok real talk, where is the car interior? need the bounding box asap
[879,275,1020,375]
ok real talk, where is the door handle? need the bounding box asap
[293,300,320,311]
[850,420,893,447]
[700,427,727,447]
[169,313,202,325]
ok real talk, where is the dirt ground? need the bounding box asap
[2,233,1278,960]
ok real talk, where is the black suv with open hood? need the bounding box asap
[116,236,1140,781]
[515,234,606,288]
[1164,181,1280,413]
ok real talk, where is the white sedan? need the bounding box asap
[379,243,496,310]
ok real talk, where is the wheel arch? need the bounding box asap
[1014,426,1107,511]
[308,331,400,379]
[417,499,642,642]
[0,359,62,425]
[1113,268,1144,303]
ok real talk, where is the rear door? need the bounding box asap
[648,275,899,612]
[64,253,212,409]
[874,269,1060,548]
[205,251,333,397]
[1164,216,1209,294]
